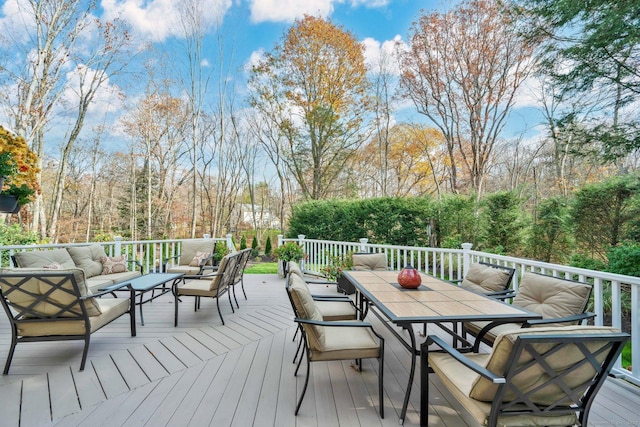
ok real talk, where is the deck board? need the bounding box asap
[0,273,638,426]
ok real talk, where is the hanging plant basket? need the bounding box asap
[0,194,18,213]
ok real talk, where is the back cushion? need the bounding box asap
[513,272,591,323]
[289,274,325,349]
[209,254,230,291]
[179,239,216,266]
[67,245,108,278]
[352,253,387,271]
[0,268,102,317]
[461,263,511,293]
[469,326,618,404]
[14,249,76,269]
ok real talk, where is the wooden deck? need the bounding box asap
[1,274,639,426]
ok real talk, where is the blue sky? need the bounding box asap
[0,0,543,154]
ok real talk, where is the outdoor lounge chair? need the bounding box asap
[163,239,218,275]
[424,325,628,427]
[457,261,515,297]
[0,269,134,373]
[463,271,595,352]
[173,252,238,326]
[286,272,385,417]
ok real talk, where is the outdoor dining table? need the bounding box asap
[342,270,542,426]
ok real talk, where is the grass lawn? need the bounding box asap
[245,262,279,274]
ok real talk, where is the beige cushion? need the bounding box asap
[13,249,76,269]
[100,255,128,274]
[178,240,216,266]
[188,251,210,267]
[460,263,511,293]
[289,274,325,349]
[166,265,208,275]
[0,268,102,317]
[310,323,380,361]
[67,245,108,278]
[429,350,579,426]
[17,297,130,336]
[352,253,388,271]
[176,253,234,297]
[513,273,591,326]
[469,325,618,405]
[85,270,141,294]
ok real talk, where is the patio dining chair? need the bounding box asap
[463,271,595,352]
[163,239,218,275]
[424,325,628,427]
[173,252,238,326]
[286,272,385,417]
[230,248,252,305]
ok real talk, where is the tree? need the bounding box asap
[249,15,371,200]
[400,0,537,194]
[515,0,640,159]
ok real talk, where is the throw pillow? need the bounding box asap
[189,251,210,267]
[100,256,129,275]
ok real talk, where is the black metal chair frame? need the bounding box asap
[285,280,385,418]
[423,331,629,427]
[172,251,238,326]
[231,248,252,304]
[0,271,135,374]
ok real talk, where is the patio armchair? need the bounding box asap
[230,248,252,305]
[456,262,515,297]
[286,272,385,417]
[163,239,218,275]
[463,272,595,352]
[0,269,134,373]
[424,325,628,427]
[173,252,238,326]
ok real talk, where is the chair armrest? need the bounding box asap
[426,335,505,384]
[524,312,596,327]
[182,272,222,280]
[127,259,143,274]
[162,254,181,271]
[91,281,132,297]
[311,295,352,301]
[491,290,516,301]
[294,318,372,328]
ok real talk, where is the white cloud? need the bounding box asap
[101,0,231,43]
[249,0,390,23]
[244,49,265,72]
[0,0,36,46]
[361,35,404,75]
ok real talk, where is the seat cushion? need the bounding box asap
[316,300,357,321]
[13,249,76,269]
[311,323,380,361]
[17,297,130,336]
[352,253,388,271]
[460,263,511,293]
[513,273,591,325]
[179,240,216,266]
[67,245,108,278]
[85,270,142,294]
[470,325,618,405]
[177,277,221,296]
[166,265,206,275]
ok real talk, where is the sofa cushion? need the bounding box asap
[67,245,108,278]
[179,240,216,266]
[86,270,142,294]
[461,263,511,293]
[0,268,102,318]
[100,255,128,274]
[13,249,76,269]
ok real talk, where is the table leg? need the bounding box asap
[400,324,418,424]
[420,338,428,426]
[139,291,145,325]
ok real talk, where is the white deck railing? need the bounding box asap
[281,234,640,386]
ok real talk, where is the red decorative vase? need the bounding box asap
[397,265,422,289]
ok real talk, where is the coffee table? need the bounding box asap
[101,273,184,326]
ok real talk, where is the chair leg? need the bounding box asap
[216,295,225,325]
[379,339,385,418]
[79,333,91,371]
[3,333,17,375]
[293,331,303,364]
[295,351,311,415]
[294,341,306,376]
[228,289,235,313]
[232,284,239,309]
[241,277,247,300]
[174,292,180,326]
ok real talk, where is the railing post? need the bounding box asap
[226,234,234,252]
[461,242,473,278]
[298,234,306,269]
[114,236,123,257]
[359,238,368,252]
